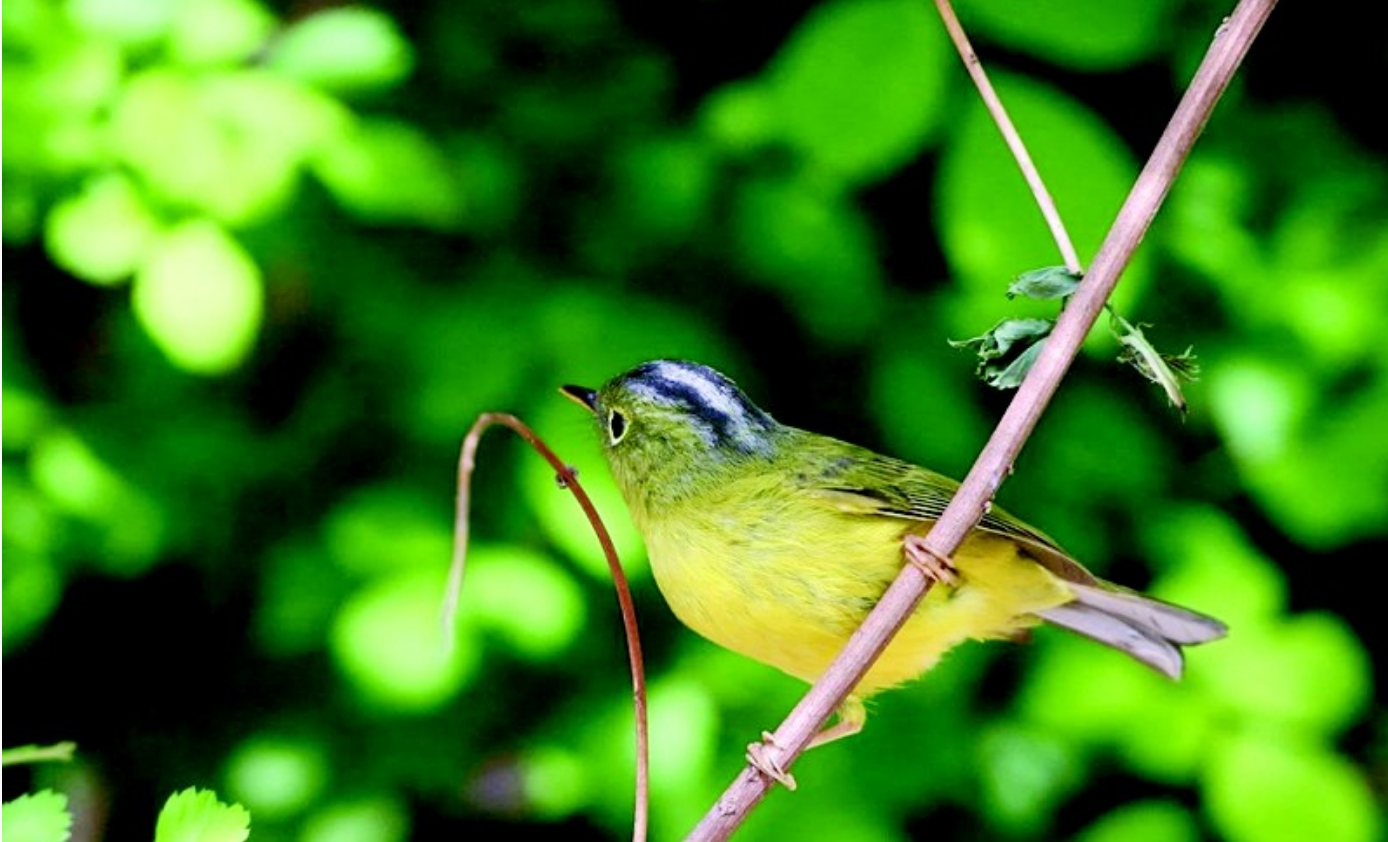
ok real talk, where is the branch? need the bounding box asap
[444,413,650,842]
[687,0,1277,837]
[933,0,1082,273]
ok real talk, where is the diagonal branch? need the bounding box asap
[686,0,1277,837]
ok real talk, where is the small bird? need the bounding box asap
[562,360,1226,786]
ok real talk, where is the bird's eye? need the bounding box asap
[607,409,628,444]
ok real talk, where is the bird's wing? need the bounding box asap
[800,441,1099,587]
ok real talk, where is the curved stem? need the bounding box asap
[445,413,649,842]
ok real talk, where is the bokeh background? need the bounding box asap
[4,0,1386,839]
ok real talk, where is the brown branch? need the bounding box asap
[444,412,650,842]
[686,0,1277,837]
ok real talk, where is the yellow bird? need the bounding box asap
[562,360,1225,784]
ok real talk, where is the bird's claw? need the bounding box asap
[746,731,798,791]
[903,535,960,587]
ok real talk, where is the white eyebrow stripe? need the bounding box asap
[652,361,748,422]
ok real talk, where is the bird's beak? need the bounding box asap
[560,384,598,412]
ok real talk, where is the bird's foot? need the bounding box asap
[903,535,960,587]
[746,731,798,791]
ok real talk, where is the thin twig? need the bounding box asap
[934,0,1082,273]
[686,0,1276,837]
[1,742,77,766]
[444,413,649,842]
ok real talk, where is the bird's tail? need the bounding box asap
[1034,583,1227,679]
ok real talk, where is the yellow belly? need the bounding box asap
[640,489,1073,697]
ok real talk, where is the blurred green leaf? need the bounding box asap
[459,545,587,660]
[763,0,949,181]
[167,0,275,67]
[299,796,408,842]
[963,0,1173,70]
[132,218,264,374]
[977,721,1079,833]
[1201,612,1370,735]
[330,565,480,712]
[43,172,158,285]
[266,7,413,94]
[1071,800,1200,842]
[28,428,165,573]
[1205,735,1381,842]
[153,788,250,842]
[323,485,452,578]
[312,118,465,228]
[733,174,884,342]
[67,0,177,46]
[1,536,63,652]
[223,735,328,821]
[112,68,344,224]
[1,790,72,842]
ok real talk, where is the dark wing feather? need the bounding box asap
[794,435,1098,586]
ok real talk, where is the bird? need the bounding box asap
[560,359,1226,787]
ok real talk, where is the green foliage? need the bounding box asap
[2,790,72,842]
[5,1,1384,840]
[154,788,250,842]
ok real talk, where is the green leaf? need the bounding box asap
[329,566,480,711]
[168,0,276,67]
[312,118,465,228]
[299,796,408,842]
[950,318,1053,360]
[763,0,949,182]
[132,219,264,374]
[732,174,884,342]
[1,743,77,767]
[1007,266,1081,300]
[1205,736,1381,842]
[267,7,413,94]
[153,788,249,842]
[1201,612,1370,734]
[223,736,328,821]
[1073,800,1200,842]
[961,0,1173,70]
[43,172,159,286]
[2,790,72,842]
[112,68,344,225]
[950,318,1053,388]
[1110,313,1198,412]
[984,338,1046,389]
[458,545,587,660]
[66,0,177,46]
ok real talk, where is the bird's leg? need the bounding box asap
[745,698,867,791]
[746,731,797,790]
[903,534,959,587]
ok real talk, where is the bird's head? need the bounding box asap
[561,360,780,509]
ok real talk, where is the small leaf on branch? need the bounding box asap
[951,318,1053,389]
[984,337,1047,389]
[1007,266,1082,300]
[1110,312,1199,413]
[950,317,1053,361]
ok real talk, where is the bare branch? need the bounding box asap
[445,412,650,842]
[934,0,1082,273]
[687,0,1277,837]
